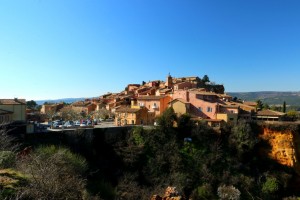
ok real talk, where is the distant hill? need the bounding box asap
[36,98,87,105]
[228,91,300,106]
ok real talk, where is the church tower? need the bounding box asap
[165,73,173,88]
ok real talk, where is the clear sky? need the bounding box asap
[1,0,300,100]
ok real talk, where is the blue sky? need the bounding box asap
[1,0,300,100]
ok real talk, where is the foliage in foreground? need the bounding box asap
[1,109,300,199]
[15,145,88,199]
[111,108,300,199]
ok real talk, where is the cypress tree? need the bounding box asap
[283,101,286,113]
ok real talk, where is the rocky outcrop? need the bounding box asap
[259,123,300,174]
[151,187,184,200]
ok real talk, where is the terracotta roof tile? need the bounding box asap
[0,99,26,105]
[188,90,218,96]
[243,101,257,107]
[169,98,190,104]
[137,95,166,100]
[115,107,142,113]
[256,109,286,116]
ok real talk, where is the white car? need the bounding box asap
[74,121,81,126]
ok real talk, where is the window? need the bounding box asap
[207,107,213,112]
[198,107,202,111]
[132,120,134,124]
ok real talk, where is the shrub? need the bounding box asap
[191,183,214,200]
[262,177,279,194]
[130,126,145,146]
[217,185,241,200]
[16,145,88,199]
[0,151,16,168]
[34,145,88,174]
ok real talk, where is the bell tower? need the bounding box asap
[165,73,173,88]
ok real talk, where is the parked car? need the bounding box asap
[87,120,92,126]
[80,121,87,126]
[52,121,63,128]
[74,121,81,126]
[60,121,74,128]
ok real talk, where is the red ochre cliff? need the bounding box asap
[259,123,300,174]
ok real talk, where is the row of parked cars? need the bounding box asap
[51,120,93,128]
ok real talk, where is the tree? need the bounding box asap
[263,103,270,110]
[16,145,87,199]
[26,100,38,110]
[229,120,258,158]
[59,107,81,121]
[286,110,298,121]
[156,107,177,129]
[0,125,19,152]
[91,109,113,120]
[256,100,263,111]
[202,75,210,83]
[283,101,286,113]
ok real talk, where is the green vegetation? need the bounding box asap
[1,109,300,199]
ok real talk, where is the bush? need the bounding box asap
[191,183,214,200]
[130,126,145,146]
[34,145,88,174]
[0,169,28,199]
[0,151,16,168]
[262,177,279,195]
[16,145,88,199]
[217,185,241,200]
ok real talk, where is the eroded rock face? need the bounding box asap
[260,128,295,166]
[259,125,300,174]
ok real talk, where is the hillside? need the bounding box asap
[36,98,87,105]
[228,91,300,106]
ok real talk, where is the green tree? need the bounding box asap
[177,113,194,138]
[26,100,37,110]
[283,101,286,113]
[229,120,258,158]
[263,103,270,110]
[202,75,210,83]
[256,100,263,110]
[286,110,298,121]
[156,107,177,129]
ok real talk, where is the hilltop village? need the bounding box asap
[0,74,287,128]
[0,74,288,130]
[36,74,285,128]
